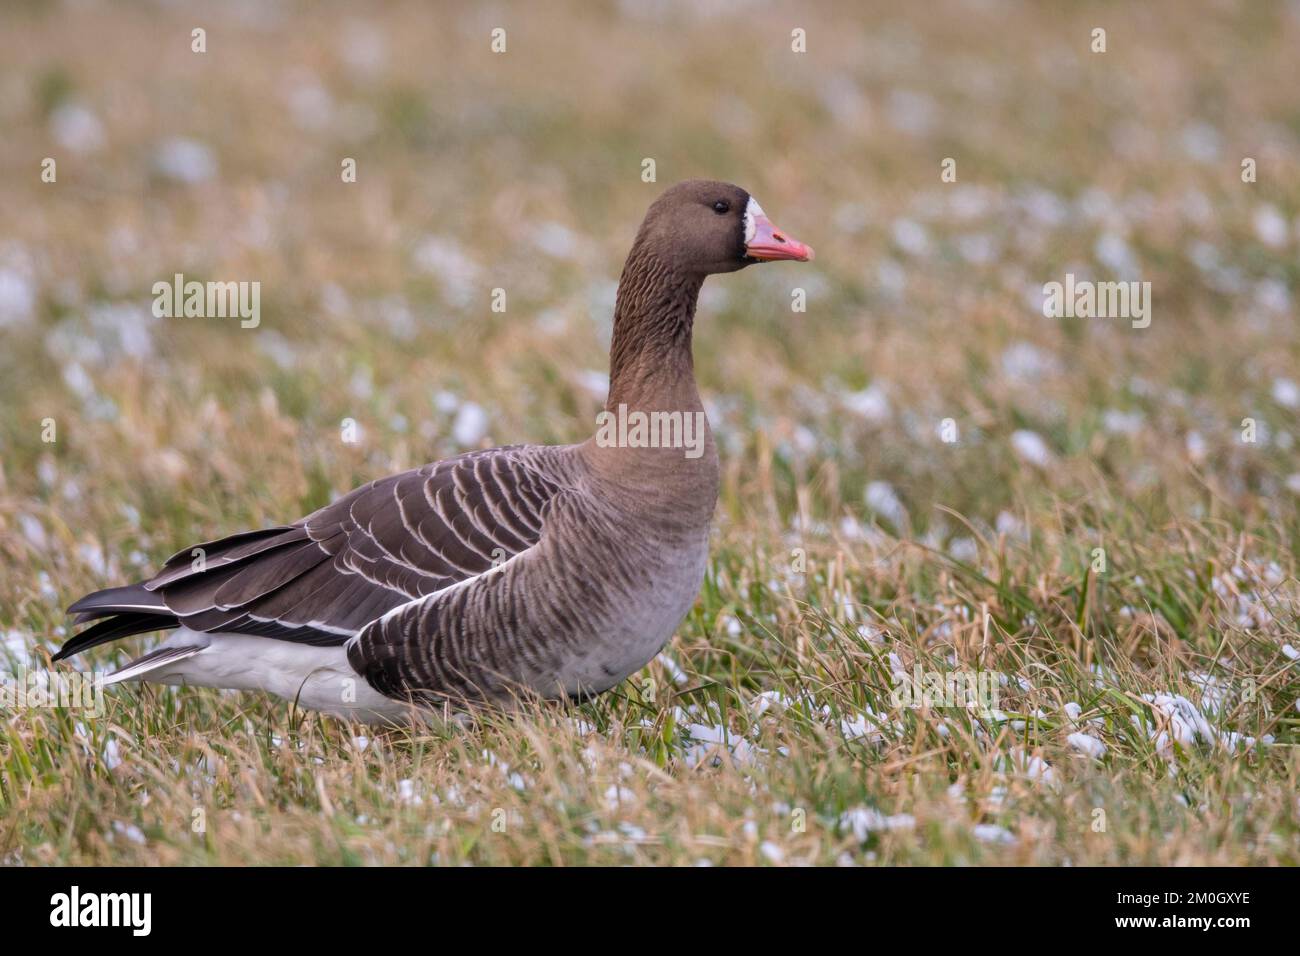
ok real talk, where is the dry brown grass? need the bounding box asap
[1,0,1298,865]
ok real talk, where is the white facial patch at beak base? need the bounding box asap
[743,196,765,246]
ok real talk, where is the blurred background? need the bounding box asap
[1,0,1298,611]
[3,0,1300,869]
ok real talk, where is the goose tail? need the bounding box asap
[104,643,207,686]
[55,583,178,662]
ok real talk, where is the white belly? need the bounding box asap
[132,628,411,723]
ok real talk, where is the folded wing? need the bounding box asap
[56,446,563,661]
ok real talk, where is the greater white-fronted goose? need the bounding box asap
[57,180,814,722]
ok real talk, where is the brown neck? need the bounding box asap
[585,240,719,521]
[605,243,704,412]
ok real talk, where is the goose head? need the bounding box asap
[637,179,814,276]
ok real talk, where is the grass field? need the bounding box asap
[2,0,1298,865]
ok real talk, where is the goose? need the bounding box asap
[55,180,814,722]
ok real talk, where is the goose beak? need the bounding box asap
[745,213,814,262]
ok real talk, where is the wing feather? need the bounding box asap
[58,446,565,661]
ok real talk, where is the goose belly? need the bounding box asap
[548,535,710,695]
[137,628,412,722]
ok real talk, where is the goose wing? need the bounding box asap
[56,446,564,660]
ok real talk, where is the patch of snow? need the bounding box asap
[50,102,105,153]
[842,383,891,423]
[1271,378,1300,409]
[1067,732,1106,760]
[1253,204,1290,248]
[154,137,217,184]
[452,402,488,446]
[864,481,908,529]
[839,807,916,841]
[1010,430,1053,467]
[890,218,930,256]
[972,823,1016,845]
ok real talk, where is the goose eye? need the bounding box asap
[712,200,730,214]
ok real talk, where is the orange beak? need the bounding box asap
[745,213,814,262]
